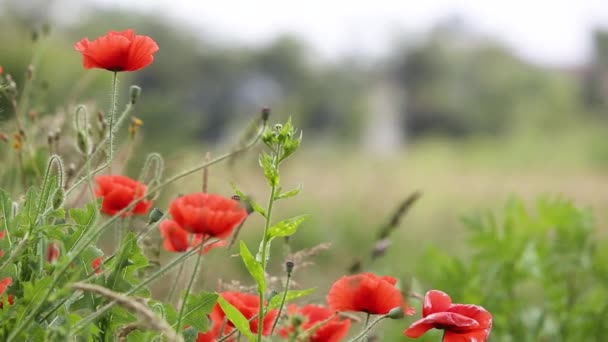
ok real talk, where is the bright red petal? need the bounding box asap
[447,304,492,330]
[423,290,452,317]
[443,328,491,342]
[403,312,479,338]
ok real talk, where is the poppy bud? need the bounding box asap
[52,188,65,210]
[285,260,295,275]
[129,85,141,104]
[148,208,164,224]
[76,131,91,155]
[388,306,404,319]
[261,107,270,122]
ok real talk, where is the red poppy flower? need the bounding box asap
[159,220,228,254]
[210,291,278,338]
[0,277,12,308]
[0,65,3,75]
[404,290,493,342]
[47,241,60,263]
[95,175,152,217]
[92,256,103,275]
[327,273,412,315]
[74,29,159,72]
[279,304,351,342]
[169,193,247,238]
[0,230,5,239]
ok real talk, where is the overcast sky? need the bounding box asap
[89,0,608,66]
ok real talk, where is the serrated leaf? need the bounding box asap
[267,288,316,309]
[275,186,302,200]
[259,152,279,186]
[217,296,254,341]
[179,291,218,332]
[267,215,309,239]
[240,241,266,293]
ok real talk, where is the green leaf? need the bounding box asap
[183,326,199,342]
[240,241,266,293]
[259,152,279,186]
[179,291,218,332]
[267,215,309,239]
[275,186,302,200]
[0,189,13,232]
[217,296,254,341]
[267,288,316,309]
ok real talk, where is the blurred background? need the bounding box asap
[2,0,608,340]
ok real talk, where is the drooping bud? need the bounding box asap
[387,306,404,319]
[129,85,141,104]
[46,242,60,263]
[76,131,91,156]
[148,208,164,224]
[52,188,65,210]
[261,107,271,122]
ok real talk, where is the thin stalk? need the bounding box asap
[167,261,186,304]
[9,124,265,341]
[108,72,118,175]
[175,241,205,331]
[257,183,277,341]
[70,239,215,336]
[270,271,292,334]
[347,314,388,342]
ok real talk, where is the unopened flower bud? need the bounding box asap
[52,188,65,210]
[148,208,164,224]
[129,85,141,104]
[261,107,270,122]
[285,260,295,274]
[76,131,91,155]
[387,306,404,319]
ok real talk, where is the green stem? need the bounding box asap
[9,123,266,341]
[167,261,186,304]
[176,241,205,332]
[257,183,277,342]
[270,271,292,334]
[347,314,388,342]
[69,239,215,336]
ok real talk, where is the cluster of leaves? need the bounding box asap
[419,196,608,341]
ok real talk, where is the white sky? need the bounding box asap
[89,0,608,66]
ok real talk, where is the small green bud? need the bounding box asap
[129,85,142,104]
[387,306,404,319]
[52,188,65,210]
[76,131,91,155]
[274,124,283,131]
[148,208,164,224]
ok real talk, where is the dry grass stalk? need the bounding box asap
[71,282,183,342]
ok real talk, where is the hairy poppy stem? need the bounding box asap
[347,314,388,342]
[9,121,266,341]
[107,72,118,175]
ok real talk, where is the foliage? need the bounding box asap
[419,196,608,341]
